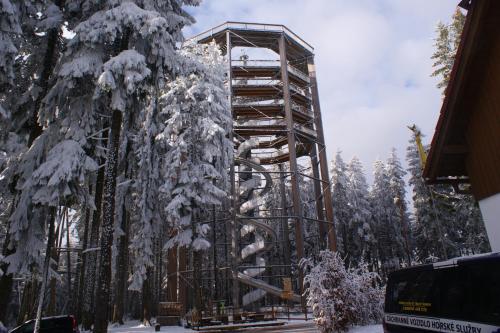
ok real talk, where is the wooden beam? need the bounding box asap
[279,33,306,304]
[227,30,240,314]
[307,57,338,252]
[310,146,327,250]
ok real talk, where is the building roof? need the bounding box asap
[423,0,498,185]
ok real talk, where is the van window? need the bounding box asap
[462,261,500,325]
[385,269,437,316]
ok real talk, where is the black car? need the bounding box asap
[9,316,79,333]
[383,252,500,333]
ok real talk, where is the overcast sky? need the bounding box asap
[183,0,459,184]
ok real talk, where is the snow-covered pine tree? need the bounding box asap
[128,99,159,294]
[449,8,466,57]
[406,134,449,261]
[298,166,321,258]
[345,156,373,266]
[430,22,453,93]
[0,0,22,321]
[370,159,406,275]
[330,152,351,264]
[431,8,466,94]
[406,128,490,261]
[31,0,201,330]
[385,148,412,265]
[453,194,490,254]
[0,0,21,89]
[160,40,232,251]
[4,8,101,324]
[158,40,231,312]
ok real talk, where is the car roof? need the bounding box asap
[388,252,500,278]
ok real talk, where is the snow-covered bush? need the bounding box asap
[349,262,384,325]
[301,251,384,333]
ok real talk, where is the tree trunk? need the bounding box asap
[47,211,62,316]
[193,249,202,312]
[0,203,16,322]
[17,277,39,325]
[142,270,152,326]
[81,163,106,330]
[112,204,129,325]
[178,247,187,315]
[166,230,178,302]
[191,214,202,313]
[27,0,65,145]
[65,209,72,312]
[211,206,218,302]
[75,203,90,322]
[93,108,123,333]
[112,132,132,325]
[34,208,57,333]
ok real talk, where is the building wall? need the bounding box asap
[465,28,500,201]
[479,193,500,252]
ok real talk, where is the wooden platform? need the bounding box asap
[194,321,286,332]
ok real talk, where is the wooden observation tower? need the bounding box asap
[173,22,337,318]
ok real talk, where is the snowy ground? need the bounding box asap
[349,325,383,333]
[107,320,383,333]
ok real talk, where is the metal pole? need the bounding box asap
[307,56,338,252]
[278,33,306,308]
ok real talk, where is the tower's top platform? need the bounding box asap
[188,22,314,59]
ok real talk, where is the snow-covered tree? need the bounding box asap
[0,0,21,89]
[302,251,383,333]
[330,152,350,263]
[386,148,412,265]
[157,41,231,312]
[431,8,466,94]
[453,194,490,254]
[406,128,489,261]
[345,157,373,265]
[127,100,159,293]
[406,134,449,261]
[159,41,231,252]
[370,159,406,275]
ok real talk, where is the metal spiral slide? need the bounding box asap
[235,140,301,306]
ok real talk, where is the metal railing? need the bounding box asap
[231,59,279,67]
[188,21,314,53]
[231,60,310,83]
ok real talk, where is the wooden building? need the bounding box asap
[423,0,500,251]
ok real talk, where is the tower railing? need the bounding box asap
[188,21,314,53]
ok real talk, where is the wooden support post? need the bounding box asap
[226,30,240,315]
[307,56,338,252]
[278,33,306,302]
[310,146,327,250]
[178,246,187,315]
[278,164,291,275]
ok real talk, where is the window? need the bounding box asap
[385,269,438,316]
[462,261,500,325]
